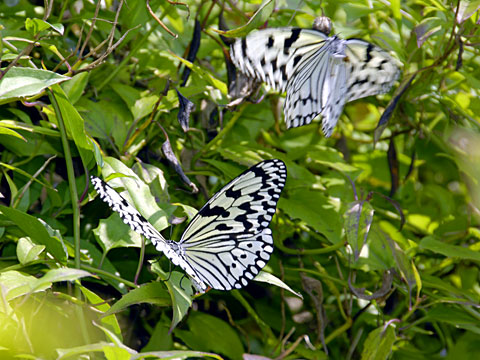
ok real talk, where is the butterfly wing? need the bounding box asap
[284,35,349,136]
[90,176,208,291]
[230,28,329,93]
[344,39,400,102]
[231,28,400,137]
[178,159,287,290]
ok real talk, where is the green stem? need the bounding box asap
[71,261,137,288]
[276,238,344,255]
[48,89,81,269]
[231,290,275,340]
[47,89,89,345]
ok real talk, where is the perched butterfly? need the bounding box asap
[230,28,400,137]
[91,159,287,292]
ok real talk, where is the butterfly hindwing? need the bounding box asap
[344,39,400,102]
[181,228,274,290]
[231,28,400,137]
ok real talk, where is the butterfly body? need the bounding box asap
[91,159,286,292]
[230,28,400,136]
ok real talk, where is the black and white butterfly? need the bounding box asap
[230,28,400,137]
[91,159,287,293]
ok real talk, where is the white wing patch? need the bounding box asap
[230,28,400,137]
[90,159,287,293]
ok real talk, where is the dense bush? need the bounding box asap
[0,0,479,359]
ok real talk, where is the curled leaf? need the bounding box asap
[176,89,195,132]
[348,270,393,301]
[161,139,199,193]
[374,73,416,143]
[388,138,399,197]
[345,200,374,261]
[181,19,201,86]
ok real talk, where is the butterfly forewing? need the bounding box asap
[231,28,400,137]
[90,176,169,251]
[231,28,329,93]
[179,159,287,290]
[90,175,208,291]
[344,39,400,102]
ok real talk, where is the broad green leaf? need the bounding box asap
[419,236,480,262]
[0,270,50,301]
[278,189,342,244]
[0,67,69,102]
[16,236,45,264]
[98,157,170,232]
[345,200,374,260]
[29,268,92,292]
[0,124,25,141]
[175,312,244,360]
[80,286,123,341]
[93,214,143,253]
[104,282,171,317]
[0,119,60,137]
[104,346,132,360]
[25,18,63,35]
[0,205,67,262]
[61,71,89,104]
[132,95,159,120]
[361,325,395,360]
[213,0,274,37]
[141,319,173,352]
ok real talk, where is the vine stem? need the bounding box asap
[47,88,90,345]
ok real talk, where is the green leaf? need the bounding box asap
[132,351,223,360]
[214,0,275,37]
[80,286,123,342]
[97,157,170,233]
[0,124,26,141]
[16,236,45,264]
[0,270,50,301]
[104,282,171,317]
[254,271,303,298]
[93,214,143,253]
[29,268,92,292]
[0,205,68,262]
[25,18,64,35]
[169,52,228,95]
[419,236,480,262]
[361,325,396,360]
[345,200,374,260]
[0,67,70,102]
[278,189,342,244]
[175,312,244,360]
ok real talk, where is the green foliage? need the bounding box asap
[1,0,479,359]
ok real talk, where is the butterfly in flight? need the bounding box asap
[91,159,287,293]
[230,27,400,137]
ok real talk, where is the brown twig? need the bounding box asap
[146,0,178,38]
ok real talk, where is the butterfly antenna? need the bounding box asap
[179,274,187,291]
[164,261,173,282]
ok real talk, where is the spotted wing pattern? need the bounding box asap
[230,28,400,137]
[91,159,287,292]
[90,175,208,291]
